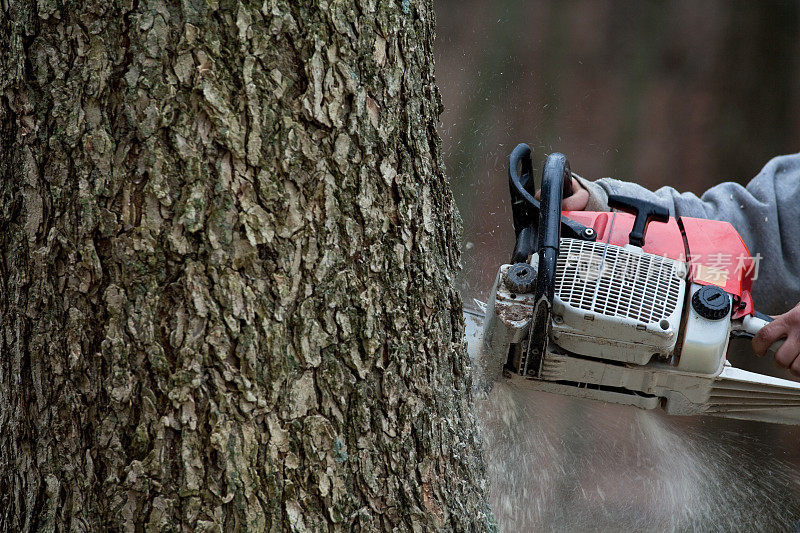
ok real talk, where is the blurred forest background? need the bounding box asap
[434,2,800,530]
[435,0,800,299]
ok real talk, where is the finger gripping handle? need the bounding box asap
[743,313,786,359]
[607,194,669,247]
[562,171,574,200]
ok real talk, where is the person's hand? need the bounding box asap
[752,302,800,376]
[535,176,589,211]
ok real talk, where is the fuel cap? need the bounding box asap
[691,285,730,320]
[504,263,537,294]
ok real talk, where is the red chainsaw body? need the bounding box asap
[564,210,755,318]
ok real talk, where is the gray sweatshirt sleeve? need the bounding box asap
[577,154,800,314]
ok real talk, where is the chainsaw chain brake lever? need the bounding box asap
[508,143,596,263]
[606,194,669,247]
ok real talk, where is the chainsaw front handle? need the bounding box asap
[507,144,595,263]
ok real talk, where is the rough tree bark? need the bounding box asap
[0,0,493,530]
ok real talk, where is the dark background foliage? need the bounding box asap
[435,2,800,527]
[436,0,800,298]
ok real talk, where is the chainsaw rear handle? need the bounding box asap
[739,312,785,359]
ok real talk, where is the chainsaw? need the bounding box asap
[469,142,800,425]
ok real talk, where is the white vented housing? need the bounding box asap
[551,238,687,365]
[473,260,800,425]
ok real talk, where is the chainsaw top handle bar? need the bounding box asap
[508,143,573,213]
[522,150,571,377]
[507,144,594,264]
[535,152,570,305]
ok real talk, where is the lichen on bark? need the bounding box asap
[0,0,494,530]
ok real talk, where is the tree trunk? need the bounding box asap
[0,1,493,530]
